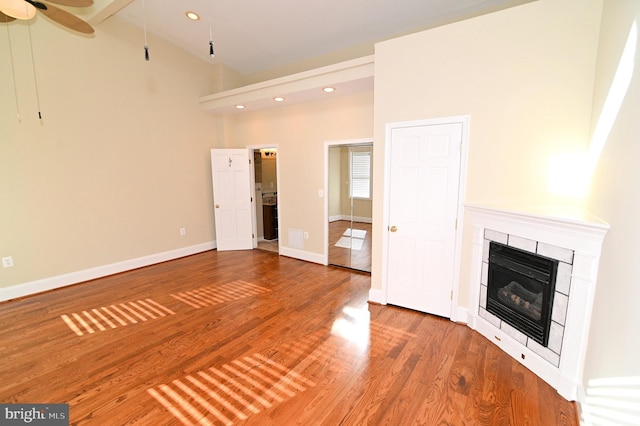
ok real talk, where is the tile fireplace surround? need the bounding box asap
[466,204,609,401]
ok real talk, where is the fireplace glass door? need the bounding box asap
[487,242,558,346]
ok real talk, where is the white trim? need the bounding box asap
[278,246,325,265]
[380,115,470,320]
[575,384,587,425]
[324,138,374,267]
[451,115,470,321]
[329,214,372,223]
[368,287,386,305]
[0,242,216,303]
[455,306,469,324]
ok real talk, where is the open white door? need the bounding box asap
[211,149,253,251]
[386,122,463,317]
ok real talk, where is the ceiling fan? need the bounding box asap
[0,0,94,34]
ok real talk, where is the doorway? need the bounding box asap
[251,147,279,253]
[327,140,373,272]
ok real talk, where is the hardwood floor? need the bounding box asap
[0,250,578,425]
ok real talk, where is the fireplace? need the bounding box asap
[466,204,609,401]
[487,241,558,347]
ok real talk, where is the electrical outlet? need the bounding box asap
[2,256,14,268]
[179,228,186,236]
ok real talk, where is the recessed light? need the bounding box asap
[322,87,336,93]
[273,97,285,102]
[235,104,246,109]
[185,11,200,21]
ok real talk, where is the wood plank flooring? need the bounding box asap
[0,250,578,425]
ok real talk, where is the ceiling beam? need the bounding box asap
[88,0,135,25]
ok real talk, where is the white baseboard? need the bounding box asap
[0,241,216,303]
[329,215,373,224]
[452,306,469,324]
[278,246,326,265]
[368,287,386,305]
[575,383,587,425]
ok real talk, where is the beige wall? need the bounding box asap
[585,0,640,387]
[0,16,220,288]
[372,0,603,304]
[222,92,374,254]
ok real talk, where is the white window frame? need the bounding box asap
[349,150,372,200]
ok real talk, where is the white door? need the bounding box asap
[211,149,253,251]
[386,122,462,317]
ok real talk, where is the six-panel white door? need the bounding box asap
[386,122,462,317]
[211,149,254,251]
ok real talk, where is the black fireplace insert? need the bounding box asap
[486,241,558,346]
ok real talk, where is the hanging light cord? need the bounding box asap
[208,1,214,57]
[27,21,43,120]
[5,23,21,122]
[142,0,149,60]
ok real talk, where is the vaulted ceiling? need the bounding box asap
[85,0,533,77]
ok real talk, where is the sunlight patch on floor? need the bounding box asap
[170,280,271,309]
[60,299,175,336]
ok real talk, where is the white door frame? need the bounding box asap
[380,116,470,322]
[247,144,280,250]
[324,138,373,265]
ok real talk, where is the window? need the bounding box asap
[350,151,371,199]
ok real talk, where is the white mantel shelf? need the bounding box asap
[465,203,609,401]
[465,203,609,232]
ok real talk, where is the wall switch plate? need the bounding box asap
[304,232,309,240]
[2,256,14,268]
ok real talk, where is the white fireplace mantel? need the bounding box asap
[465,203,609,401]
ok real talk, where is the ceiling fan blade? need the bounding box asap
[25,0,47,10]
[42,0,93,8]
[0,11,17,22]
[38,2,94,34]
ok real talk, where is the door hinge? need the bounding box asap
[252,233,255,239]
[451,290,453,300]
[455,219,458,230]
[249,158,252,165]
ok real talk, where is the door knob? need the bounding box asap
[389,225,398,232]
[215,204,220,208]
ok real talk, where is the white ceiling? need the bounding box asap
[97,0,533,77]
